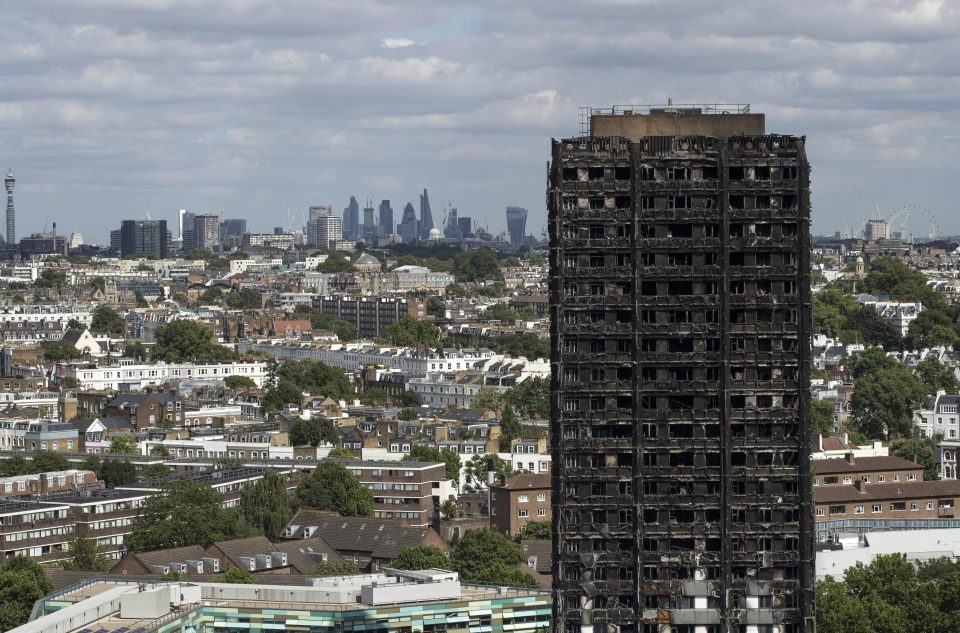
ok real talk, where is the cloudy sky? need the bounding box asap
[2,0,959,244]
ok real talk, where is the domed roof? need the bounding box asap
[856,256,864,263]
[428,228,442,239]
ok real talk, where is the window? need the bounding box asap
[537,493,546,501]
[873,505,882,513]
[853,506,864,515]
[862,475,870,483]
[927,502,934,510]
[908,474,917,481]
[828,505,845,515]
[518,509,529,518]
[815,507,824,517]
[538,508,546,517]
[890,502,907,512]
[878,475,885,482]
[517,494,529,503]
[842,477,852,484]
[893,475,900,482]
[911,502,919,511]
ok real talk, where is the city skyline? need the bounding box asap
[2,2,959,242]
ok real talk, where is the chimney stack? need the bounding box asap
[845,452,855,465]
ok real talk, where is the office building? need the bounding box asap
[378,200,393,237]
[864,218,889,241]
[4,170,14,245]
[179,210,196,250]
[458,216,472,237]
[548,104,814,632]
[506,206,528,246]
[362,202,376,242]
[193,214,220,250]
[419,188,434,240]
[445,207,461,238]
[343,195,361,240]
[120,219,169,259]
[398,202,418,243]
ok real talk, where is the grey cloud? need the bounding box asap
[1,0,958,242]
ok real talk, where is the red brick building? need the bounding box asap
[489,473,551,536]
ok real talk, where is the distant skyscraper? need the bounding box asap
[419,189,434,241]
[109,229,121,254]
[193,214,220,250]
[181,211,197,251]
[343,196,361,240]
[445,207,461,239]
[362,202,376,242]
[120,219,169,259]
[5,170,15,245]
[457,216,472,237]
[178,209,188,240]
[398,203,418,243]
[220,218,247,246]
[311,216,342,249]
[506,206,527,246]
[378,200,394,237]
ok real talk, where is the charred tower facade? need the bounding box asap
[548,105,814,633]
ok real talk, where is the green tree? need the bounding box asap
[842,305,901,349]
[63,535,110,571]
[134,290,149,308]
[110,435,138,454]
[32,450,70,472]
[404,445,461,485]
[60,376,82,389]
[312,560,360,576]
[811,399,837,435]
[34,268,67,289]
[890,437,940,481]
[150,444,171,457]
[915,356,959,394]
[862,257,944,307]
[391,545,450,571]
[296,461,373,517]
[480,303,520,322]
[143,463,171,479]
[487,333,549,360]
[153,319,235,363]
[813,285,857,338]
[0,454,35,477]
[123,341,147,361]
[66,318,82,330]
[224,375,257,390]
[426,296,445,318]
[222,566,257,583]
[126,480,258,552]
[906,310,960,349]
[309,313,359,341]
[383,317,440,347]
[288,417,338,447]
[449,529,539,587]
[472,387,503,413]
[462,454,513,493]
[263,380,304,413]
[201,286,223,304]
[90,305,126,335]
[503,377,549,419]
[438,498,460,519]
[239,469,294,542]
[398,406,419,421]
[851,367,928,439]
[225,287,262,310]
[0,556,54,631]
[849,347,900,379]
[327,446,355,459]
[516,520,551,541]
[99,459,138,487]
[44,341,83,362]
[317,251,357,273]
[452,249,503,283]
[498,404,522,452]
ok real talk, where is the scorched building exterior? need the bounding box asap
[548,104,814,633]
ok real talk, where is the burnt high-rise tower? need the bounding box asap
[548,104,814,633]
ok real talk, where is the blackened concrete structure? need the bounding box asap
[548,104,814,633]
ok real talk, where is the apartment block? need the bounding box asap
[311,296,426,338]
[548,104,814,632]
[489,473,551,536]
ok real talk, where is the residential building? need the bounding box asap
[857,295,922,336]
[338,459,456,526]
[916,391,960,478]
[193,214,220,250]
[548,105,813,630]
[489,473,551,536]
[811,455,924,487]
[311,296,425,338]
[60,360,269,391]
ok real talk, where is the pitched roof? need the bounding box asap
[813,456,922,475]
[210,535,276,567]
[283,510,435,559]
[126,545,208,570]
[491,473,551,491]
[815,479,960,504]
[273,537,346,573]
[520,540,552,574]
